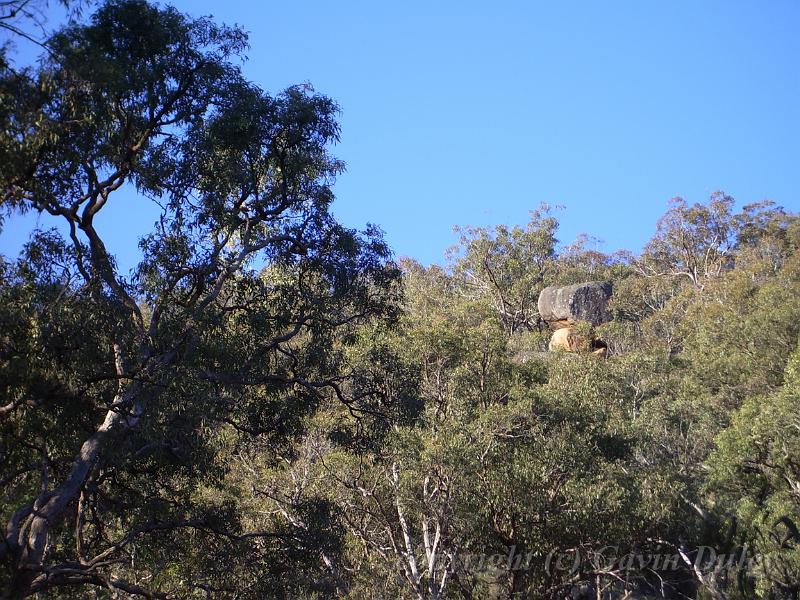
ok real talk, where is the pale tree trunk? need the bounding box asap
[5,347,167,598]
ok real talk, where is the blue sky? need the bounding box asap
[2,0,799,272]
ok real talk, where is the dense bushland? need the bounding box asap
[1,2,799,598]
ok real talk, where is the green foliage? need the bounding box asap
[1,2,800,599]
[707,344,800,597]
[449,204,558,335]
[1,2,400,597]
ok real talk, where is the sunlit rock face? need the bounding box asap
[548,327,586,351]
[537,281,612,328]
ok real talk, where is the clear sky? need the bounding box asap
[2,0,799,272]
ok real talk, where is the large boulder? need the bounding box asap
[537,281,612,328]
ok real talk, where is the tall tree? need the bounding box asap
[638,192,736,289]
[0,1,400,597]
[450,205,558,336]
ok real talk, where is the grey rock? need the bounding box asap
[537,281,613,326]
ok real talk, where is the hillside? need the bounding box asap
[1,2,800,599]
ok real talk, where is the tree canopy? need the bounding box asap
[1,2,799,599]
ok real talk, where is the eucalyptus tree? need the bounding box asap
[708,344,800,598]
[449,205,558,336]
[0,1,400,597]
[637,193,736,289]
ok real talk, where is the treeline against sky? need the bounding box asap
[1,2,800,598]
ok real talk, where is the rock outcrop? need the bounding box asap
[538,281,613,357]
[537,281,612,328]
